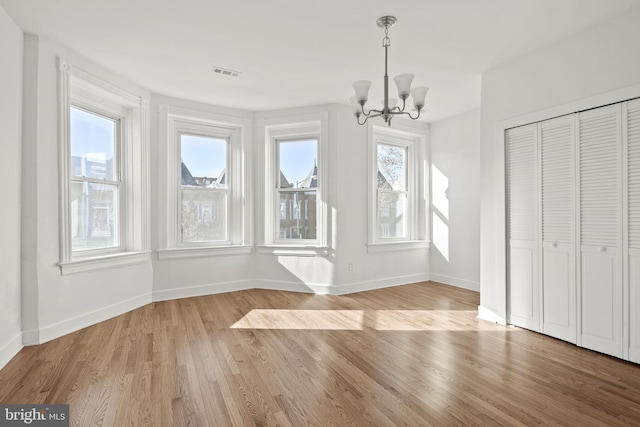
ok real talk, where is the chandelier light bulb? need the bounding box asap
[411,86,429,110]
[394,74,414,99]
[352,80,372,104]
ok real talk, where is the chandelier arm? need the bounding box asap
[361,108,383,118]
[359,112,383,125]
[361,102,387,118]
[398,108,422,120]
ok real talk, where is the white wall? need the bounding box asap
[332,105,431,293]
[480,7,640,323]
[21,35,153,345]
[430,109,481,291]
[0,6,24,369]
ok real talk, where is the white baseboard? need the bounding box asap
[0,332,23,371]
[255,279,331,294]
[477,305,507,325]
[24,292,152,346]
[333,273,431,295]
[429,273,480,292]
[152,279,254,302]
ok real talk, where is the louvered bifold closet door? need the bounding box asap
[507,123,539,331]
[540,115,576,343]
[628,98,640,363]
[578,103,623,358]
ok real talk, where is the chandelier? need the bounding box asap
[350,16,428,126]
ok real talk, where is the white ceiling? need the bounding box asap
[2,0,640,122]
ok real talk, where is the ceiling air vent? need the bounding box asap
[212,66,241,77]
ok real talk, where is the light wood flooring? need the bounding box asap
[2,282,640,426]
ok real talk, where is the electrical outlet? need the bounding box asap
[348,262,354,271]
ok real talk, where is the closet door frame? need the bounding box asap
[625,98,640,363]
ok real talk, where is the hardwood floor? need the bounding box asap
[2,281,640,426]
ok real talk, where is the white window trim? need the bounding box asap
[367,121,429,253]
[57,58,151,275]
[257,113,329,255]
[157,105,251,260]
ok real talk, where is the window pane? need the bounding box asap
[378,191,407,238]
[70,181,118,250]
[278,191,316,239]
[278,139,317,189]
[181,189,227,242]
[70,107,116,180]
[377,144,406,191]
[181,134,227,188]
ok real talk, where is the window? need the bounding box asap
[368,124,428,252]
[260,114,328,255]
[58,59,150,274]
[377,143,408,238]
[158,106,250,259]
[69,107,121,251]
[179,134,228,244]
[276,139,318,240]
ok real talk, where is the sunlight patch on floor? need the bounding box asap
[230,309,508,331]
[230,309,364,330]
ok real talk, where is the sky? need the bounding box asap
[181,134,226,178]
[279,139,317,186]
[182,137,318,183]
[70,107,115,178]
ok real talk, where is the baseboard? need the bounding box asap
[255,279,331,295]
[477,305,507,325]
[0,332,23,371]
[25,292,152,346]
[429,273,480,292]
[152,279,254,302]
[333,273,431,295]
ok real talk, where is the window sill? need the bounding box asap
[367,240,430,253]
[157,245,252,260]
[257,245,329,257]
[59,251,152,276]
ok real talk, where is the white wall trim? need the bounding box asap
[255,279,331,294]
[498,83,640,131]
[159,104,252,251]
[429,273,480,292]
[157,245,252,260]
[58,251,152,275]
[152,280,254,302]
[0,333,23,371]
[477,305,507,325]
[367,123,429,246]
[23,293,152,346]
[367,241,430,253]
[333,273,431,295]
